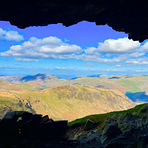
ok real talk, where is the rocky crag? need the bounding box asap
[75,105,148,148]
[0,103,147,147]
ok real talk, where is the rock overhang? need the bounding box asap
[0,0,148,42]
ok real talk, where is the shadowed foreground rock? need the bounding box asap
[0,111,70,147]
[0,108,148,147]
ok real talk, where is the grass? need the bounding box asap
[0,85,135,121]
[117,79,141,93]
[68,103,148,127]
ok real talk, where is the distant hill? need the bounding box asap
[1,74,148,102]
[0,85,135,120]
[0,79,43,91]
[108,76,121,79]
[87,74,101,78]
[20,73,57,82]
[0,75,23,82]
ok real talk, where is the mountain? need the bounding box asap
[0,85,135,120]
[1,74,148,102]
[20,73,57,82]
[87,74,101,78]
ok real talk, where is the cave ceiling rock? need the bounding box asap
[0,0,148,42]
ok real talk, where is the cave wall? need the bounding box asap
[0,0,148,42]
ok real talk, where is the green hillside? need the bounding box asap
[68,103,148,127]
[0,79,43,91]
[0,85,135,120]
[1,74,148,102]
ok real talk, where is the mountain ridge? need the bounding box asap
[1,74,148,102]
[0,85,135,120]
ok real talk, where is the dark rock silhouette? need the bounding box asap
[84,119,95,130]
[0,111,69,147]
[0,1,148,42]
[0,107,148,147]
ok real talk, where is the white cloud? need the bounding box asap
[83,63,94,67]
[126,58,148,65]
[0,28,24,42]
[0,36,82,61]
[0,28,6,39]
[116,65,121,67]
[97,38,140,53]
[15,58,39,62]
[84,47,98,55]
[140,42,148,52]
[0,35,147,67]
[129,52,145,57]
[74,54,127,63]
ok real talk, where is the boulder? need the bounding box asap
[84,119,95,130]
[140,105,148,113]
[2,111,32,120]
[101,124,122,144]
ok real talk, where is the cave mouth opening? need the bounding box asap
[0,20,148,77]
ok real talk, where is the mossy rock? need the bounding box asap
[84,119,95,130]
[140,105,148,113]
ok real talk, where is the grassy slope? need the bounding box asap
[0,85,135,120]
[70,75,148,93]
[68,103,148,127]
[0,89,32,117]
[0,79,43,91]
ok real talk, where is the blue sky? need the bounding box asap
[0,21,148,77]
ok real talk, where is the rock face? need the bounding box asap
[71,104,148,148]
[0,106,148,147]
[0,0,148,42]
[84,119,95,130]
[101,124,122,144]
[0,111,68,147]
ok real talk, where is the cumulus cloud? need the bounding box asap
[74,54,127,63]
[84,47,98,55]
[0,28,24,42]
[0,36,82,61]
[97,38,140,53]
[0,35,147,66]
[140,42,148,52]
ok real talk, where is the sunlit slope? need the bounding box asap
[0,79,43,91]
[0,89,32,118]
[0,85,135,120]
[69,75,148,93]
